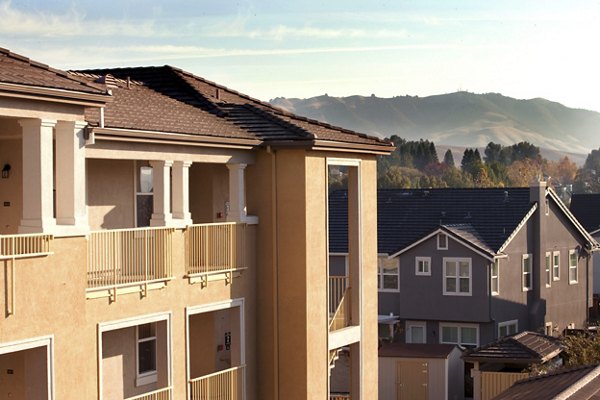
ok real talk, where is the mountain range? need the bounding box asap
[270,92,600,164]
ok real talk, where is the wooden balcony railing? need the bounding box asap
[189,365,245,400]
[329,276,351,331]
[185,223,246,275]
[86,227,174,290]
[0,233,53,260]
[125,386,172,400]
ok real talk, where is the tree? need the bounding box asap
[443,149,455,167]
[506,158,542,187]
[574,148,600,193]
[562,333,600,367]
[484,142,502,164]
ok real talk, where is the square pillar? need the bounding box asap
[172,161,193,226]
[55,120,88,232]
[18,119,56,233]
[150,160,173,227]
[226,163,247,223]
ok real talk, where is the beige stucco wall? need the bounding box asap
[0,118,23,234]
[189,163,228,223]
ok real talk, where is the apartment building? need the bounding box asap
[0,48,393,399]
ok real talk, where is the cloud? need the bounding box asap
[207,24,410,40]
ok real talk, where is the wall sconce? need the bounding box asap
[1,164,10,179]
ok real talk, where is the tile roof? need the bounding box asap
[0,48,106,95]
[493,364,600,400]
[463,331,562,364]
[72,65,392,150]
[379,343,458,359]
[571,194,600,234]
[329,187,534,255]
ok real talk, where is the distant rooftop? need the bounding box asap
[463,331,562,364]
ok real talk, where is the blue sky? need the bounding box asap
[3,0,600,111]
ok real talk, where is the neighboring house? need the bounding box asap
[492,364,600,400]
[464,331,563,400]
[378,343,464,400]
[330,184,598,349]
[0,48,393,399]
[570,193,600,295]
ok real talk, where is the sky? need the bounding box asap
[2,0,600,112]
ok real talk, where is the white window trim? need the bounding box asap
[406,321,427,344]
[545,252,552,288]
[545,199,550,216]
[439,322,479,347]
[136,324,158,386]
[0,335,54,400]
[378,257,400,292]
[437,233,448,250]
[545,322,553,336]
[491,259,499,296]
[522,254,533,291]
[569,249,578,284]
[415,256,431,276]
[553,251,560,281]
[98,312,172,400]
[498,320,518,337]
[443,257,472,296]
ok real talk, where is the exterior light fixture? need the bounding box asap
[1,164,10,179]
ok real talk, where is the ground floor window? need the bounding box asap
[406,321,426,344]
[498,320,518,337]
[439,323,479,347]
[137,323,157,385]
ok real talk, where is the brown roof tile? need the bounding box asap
[0,48,106,95]
[464,331,562,364]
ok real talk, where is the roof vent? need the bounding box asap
[503,191,509,202]
[465,211,472,219]
[95,74,119,89]
[423,190,429,197]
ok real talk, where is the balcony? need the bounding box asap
[189,365,245,400]
[125,387,173,400]
[329,276,351,332]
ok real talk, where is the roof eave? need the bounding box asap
[0,82,110,107]
[265,139,394,155]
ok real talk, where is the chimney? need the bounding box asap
[530,179,547,329]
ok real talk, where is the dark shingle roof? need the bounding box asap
[463,331,562,364]
[0,48,106,95]
[71,65,392,150]
[493,364,600,400]
[571,194,600,234]
[329,187,534,255]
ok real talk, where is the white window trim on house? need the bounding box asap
[443,257,472,296]
[437,233,448,250]
[569,249,578,284]
[97,311,172,400]
[498,320,518,337]
[522,254,533,291]
[136,323,158,386]
[491,259,499,296]
[415,256,431,276]
[553,251,560,281]
[439,322,479,347]
[378,256,400,292]
[545,322,554,336]
[0,335,55,400]
[545,252,552,288]
[406,321,427,344]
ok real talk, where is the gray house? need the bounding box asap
[570,193,600,295]
[329,182,598,348]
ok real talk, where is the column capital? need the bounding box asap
[18,118,57,130]
[150,160,174,168]
[226,163,247,171]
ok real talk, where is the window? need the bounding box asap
[545,322,553,336]
[415,257,431,276]
[498,320,518,337]
[569,249,578,284]
[136,163,154,227]
[545,252,551,288]
[378,257,399,292]
[553,251,560,281]
[136,323,157,386]
[443,258,471,296]
[406,321,426,344]
[437,233,448,250]
[491,259,499,295]
[440,323,478,347]
[522,254,532,291]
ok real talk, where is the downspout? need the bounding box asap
[488,260,494,338]
[268,145,280,399]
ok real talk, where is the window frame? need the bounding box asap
[406,321,427,344]
[498,320,518,337]
[491,259,499,296]
[439,322,479,347]
[553,251,560,281]
[545,252,552,288]
[569,249,578,284]
[437,233,448,250]
[378,256,400,292]
[136,322,158,386]
[415,256,431,276]
[443,257,472,296]
[522,254,533,291]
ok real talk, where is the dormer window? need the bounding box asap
[437,233,448,250]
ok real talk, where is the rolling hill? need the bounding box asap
[270,92,600,161]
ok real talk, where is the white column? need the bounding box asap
[18,119,56,233]
[55,120,88,232]
[226,163,247,223]
[150,160,173,227]
[172,160,193,226]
